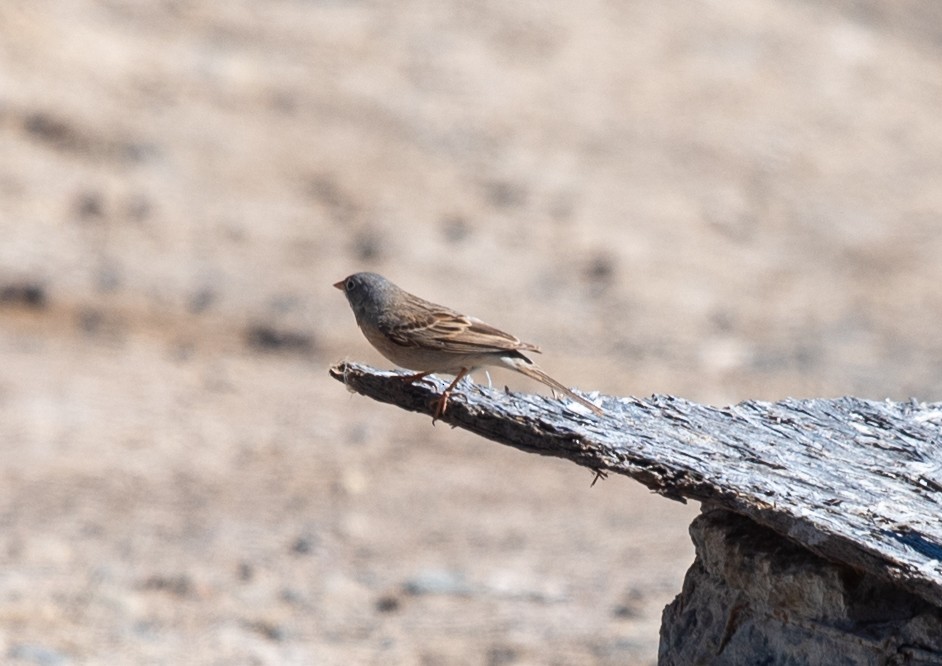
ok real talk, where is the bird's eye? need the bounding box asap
[345,278,356,291]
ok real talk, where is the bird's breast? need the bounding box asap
[358,321,501,373]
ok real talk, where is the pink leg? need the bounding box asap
[431,368,471,424]
[398,371,433,384]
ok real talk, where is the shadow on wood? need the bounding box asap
[329,361,942,663]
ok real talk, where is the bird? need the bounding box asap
[334,272,604,421]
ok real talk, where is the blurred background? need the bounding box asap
[1,1,941,664]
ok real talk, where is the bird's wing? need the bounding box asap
[379,298,541,356]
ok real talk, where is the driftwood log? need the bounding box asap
[329,362,942,663]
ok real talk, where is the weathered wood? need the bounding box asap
[329,361,942,609]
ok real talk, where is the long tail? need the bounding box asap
[504,357,604,416]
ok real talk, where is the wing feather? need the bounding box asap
[378,295,541,356]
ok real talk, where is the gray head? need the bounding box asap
[333,272,400,322]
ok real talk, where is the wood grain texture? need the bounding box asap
[330,361,942,608]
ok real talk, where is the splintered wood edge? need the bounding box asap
[328,360,618,476]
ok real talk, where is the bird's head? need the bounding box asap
[333,272,396,320]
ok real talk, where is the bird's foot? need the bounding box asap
[429,368,471,425]
[430,393,450,425]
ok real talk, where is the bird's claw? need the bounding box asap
[430,395,448,425]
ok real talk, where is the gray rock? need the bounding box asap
[659,508,942,665]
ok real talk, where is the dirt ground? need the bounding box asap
[2,1,942,664]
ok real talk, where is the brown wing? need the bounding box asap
[379,294,541,356]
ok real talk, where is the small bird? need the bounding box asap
[334,272,603,420]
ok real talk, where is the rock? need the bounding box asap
[659,508,942,665]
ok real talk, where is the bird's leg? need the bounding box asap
[397,371,433,385]
[431,367,471,424]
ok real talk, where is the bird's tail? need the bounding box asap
[504,357,604,416]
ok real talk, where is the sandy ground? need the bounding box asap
[1,1,942,664]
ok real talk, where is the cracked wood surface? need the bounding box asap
[329,361,942,608]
